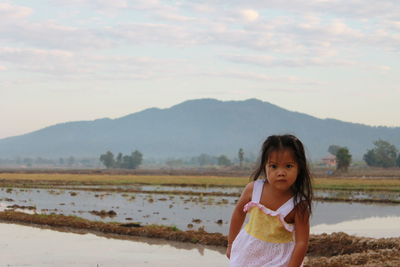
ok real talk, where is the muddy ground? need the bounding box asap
[0,211,399,266]
[1,180,399,204]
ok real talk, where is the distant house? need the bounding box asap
[322,155,336,167]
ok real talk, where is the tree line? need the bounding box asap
[328,139,400,171]
[165,148,248,168]
[99,150,143,169]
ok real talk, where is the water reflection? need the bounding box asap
[0,222,227,266]
[315,190,400,201]
[311,216,400,238]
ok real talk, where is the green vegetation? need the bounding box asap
[336,147,352,171]
[363,140,398,168]
[217,155,232,166]
[328,145,341,156]
[100,150,143,169]
[1,172,400,192]
[238,148,244,168]
[327,145,352,171]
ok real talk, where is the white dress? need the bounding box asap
[229,179,300,267]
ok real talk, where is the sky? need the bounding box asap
[1,0,399,139]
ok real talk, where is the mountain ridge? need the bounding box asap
[1,98,399,161]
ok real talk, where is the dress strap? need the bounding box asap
[277,197,294,217]
[278,196,303,217]
[251,179,265,203]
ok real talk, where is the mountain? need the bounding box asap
[1,98,399,161]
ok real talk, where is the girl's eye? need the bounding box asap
[286,164,293,168]
[269,164,277,169]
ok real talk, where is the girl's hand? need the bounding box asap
[226,244,232,259]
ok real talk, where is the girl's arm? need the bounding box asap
[226,182,253,259]
[287,203,310,267]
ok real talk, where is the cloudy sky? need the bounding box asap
[1,0,399,139]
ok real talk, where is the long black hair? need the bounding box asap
[252,134,313,214]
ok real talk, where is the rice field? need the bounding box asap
[1,172,400,191]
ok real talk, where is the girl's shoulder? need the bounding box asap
[242,179,265,201]
[240,181,255,201]
[293,200,311,220]
[244,180,255,192]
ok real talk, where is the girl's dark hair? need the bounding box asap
[252,134,313,214]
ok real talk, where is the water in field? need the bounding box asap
[71,184,243,194]
[61,185,400,201]
[1,187,400,237]
[0,222,227,267]
[315,190,400,202]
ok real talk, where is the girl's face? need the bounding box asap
[265,148,299,192]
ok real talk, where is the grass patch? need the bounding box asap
[0,173,247,187]
[1,172,400,192]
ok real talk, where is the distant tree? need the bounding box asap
[100,150,143,169]
[100,151,115,168]
[328,145,341,156]
[363,150,377,167]
[336,147,352,171]
[121,155,133,169]
[238,148,244,167]
[131,150,143,169]
[117,150,142,169]
[363,140,398,168]
[217,155,232,166]
[115,153,123,168]
[59,157,65,165]
[397,154,400,168]
[198,154,211,166]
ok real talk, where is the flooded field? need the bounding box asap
[1,186,400,237]
[46,184,400,201]
[0,222,227,267]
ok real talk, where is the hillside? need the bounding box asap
[1,98,399,160]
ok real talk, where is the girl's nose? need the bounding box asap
[277,168,286,176]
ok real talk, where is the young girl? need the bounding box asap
[227,134,313,267]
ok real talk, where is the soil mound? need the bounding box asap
[306,232,400,266]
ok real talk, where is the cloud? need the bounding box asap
[109,23,201,46]
[0,20,117,50]
[0,47,73,58]
[201,70,320,86]
[226,0,400,20]
[221,54,357,68]
[0,3,32,20]
[155,12,195,22]
[0,0,398,82]
[55,0,129,9]
[1,1,398,55]
[239,9,259,22]
[0,46,188,80]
